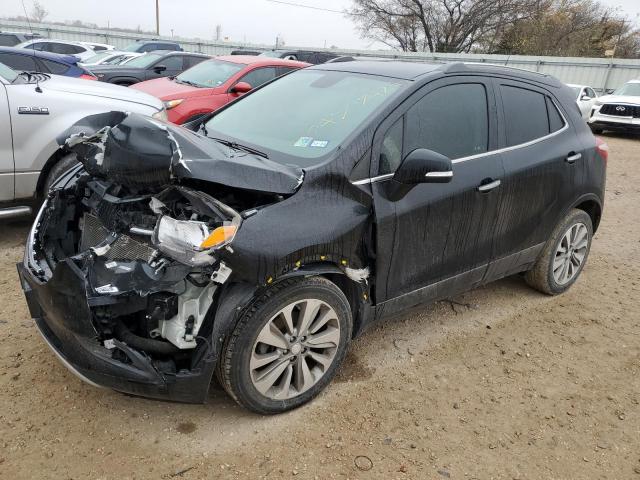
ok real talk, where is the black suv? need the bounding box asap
[18,61,607,414]
[89,50,209,85]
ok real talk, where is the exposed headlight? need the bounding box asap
[152,216,237,266]
[163,99,184,110]
[152,108,168,121]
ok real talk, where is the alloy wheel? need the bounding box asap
[250,298,341,400]
[552,222,589,285]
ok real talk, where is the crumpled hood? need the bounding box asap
[44,74,162,110]
[56,111,304,195]
[597,94,640,105]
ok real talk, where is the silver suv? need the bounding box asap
[0,63,165,219]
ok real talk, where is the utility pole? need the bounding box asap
[155,0,160,36]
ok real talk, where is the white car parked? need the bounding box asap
[567,83,598,120]
[80,51,142,67]
[588,79,640,134]
[0,62,166,219]
[15,39,96,61]
[78,41,115,52]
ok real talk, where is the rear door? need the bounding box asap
[0,82,14,201]
[490,80,581,275]
[372,77,503,303]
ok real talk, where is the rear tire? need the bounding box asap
[217,277,352,414]
[525,209,593,295]
[43,153,78,195]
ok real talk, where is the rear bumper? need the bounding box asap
[17,261,216,403]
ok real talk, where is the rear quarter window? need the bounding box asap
[39,58,70,74]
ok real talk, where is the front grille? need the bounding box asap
[80,213,156,263]
[599,104,640,118]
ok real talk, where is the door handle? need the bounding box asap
[566,152,582,164]
[477,179,501,192]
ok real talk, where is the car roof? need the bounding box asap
[0,46,76,63]
[215,55,309,67]
[310,59,565,87]
[137,39,180,45]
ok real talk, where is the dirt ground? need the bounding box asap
[0,135,638,480]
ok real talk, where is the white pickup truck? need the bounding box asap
[0,62,165,219]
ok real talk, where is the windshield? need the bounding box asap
[569,86,581,98]
[125,53,163,68]
[176,59,244,87]
[613,82,640,97]
[0,62,18,82]
[84,52,112,64]
[204,69,406,166]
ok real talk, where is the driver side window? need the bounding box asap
[379,117,403,175]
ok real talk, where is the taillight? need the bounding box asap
[595,137,609,165]
[80,74,97,80]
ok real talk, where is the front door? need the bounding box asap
[371,77,503,307]
[0,82,14,201]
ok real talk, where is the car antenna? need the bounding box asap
[21,0,43,93]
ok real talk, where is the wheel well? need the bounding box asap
[575,200,602,232]
[322,273,366,338]
[35,148,67,199]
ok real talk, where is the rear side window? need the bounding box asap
[184,55,206,69]
[159,43,179,51]
[50,43,84,55]
[405,83,489,160]
[546,97,565,133]
[39,58,69,74]
[500,85,564,147]
[0,53,37,72]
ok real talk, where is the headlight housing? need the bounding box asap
[152,216,237,267]
[152,108,168,121]
[163,99,184,110]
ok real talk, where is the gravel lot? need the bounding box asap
[1,134,638,480]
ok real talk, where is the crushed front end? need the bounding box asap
[16,112,284,403]
[18,173,241,401]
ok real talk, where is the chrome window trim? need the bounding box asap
[350,93,569,185]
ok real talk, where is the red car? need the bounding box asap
[131,55,309,124]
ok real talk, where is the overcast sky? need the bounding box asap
[3,0,640,50]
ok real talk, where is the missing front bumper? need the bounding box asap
[17,262,216,403]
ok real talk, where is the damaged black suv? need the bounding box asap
[18,61,607,414]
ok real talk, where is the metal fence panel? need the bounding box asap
[2,19,639,91]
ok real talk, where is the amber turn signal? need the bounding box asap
[200,225,237,249]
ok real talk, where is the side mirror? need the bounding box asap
[230,81,252,94]
[580,94,592,101]
[393,148,453,184]
[153,64,167,73]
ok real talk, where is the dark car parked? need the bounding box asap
[0,31,41,47]
[0,47,96,79]
[259,49,339,64]
[123,39,183,53]
[18,61,607,414]
[90,51,209,86]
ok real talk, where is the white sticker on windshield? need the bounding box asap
[310,140,329,148]
[294,137,313,147]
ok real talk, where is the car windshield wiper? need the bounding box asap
[209,137,269,159]
[175,78,200,87]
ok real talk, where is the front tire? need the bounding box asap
[42,153,78,195]
[525,209,593,295]
[217,277,352,414]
